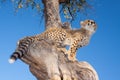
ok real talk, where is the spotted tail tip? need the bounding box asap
[8,58,15,64]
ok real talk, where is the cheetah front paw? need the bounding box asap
[67,55,77,62]
[66,51,77,61]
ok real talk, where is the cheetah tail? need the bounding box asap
[8,51,23,64]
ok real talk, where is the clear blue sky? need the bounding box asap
[0,0,120,80]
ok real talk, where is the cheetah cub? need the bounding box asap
[9,20,97,63]
[66,19,97,61]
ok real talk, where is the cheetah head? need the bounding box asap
[80,20,97,33]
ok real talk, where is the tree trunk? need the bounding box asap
[43,0,61,29]
[20,0,99,80]
[21,40,99,80]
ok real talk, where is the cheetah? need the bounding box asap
[9,19,97,63]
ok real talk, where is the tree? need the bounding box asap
[2,0,99,80]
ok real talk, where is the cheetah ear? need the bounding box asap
[80,21,84,25]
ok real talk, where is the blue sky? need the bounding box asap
[0,0,120,80]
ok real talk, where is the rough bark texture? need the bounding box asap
[43,0,62,29]
[20,0,99,80]
[21,40,99,80]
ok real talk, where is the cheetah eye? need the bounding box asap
[91,21,95,25]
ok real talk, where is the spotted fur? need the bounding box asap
[9,19,97,63]
[67,19,97,61]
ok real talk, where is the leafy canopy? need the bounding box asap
[1,0,92,21]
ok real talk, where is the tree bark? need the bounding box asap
[43,0,62,29]
[19,0,99,80]
[21,40,99,80]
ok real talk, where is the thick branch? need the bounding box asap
[21,40,99,80]
[43,0,62,29]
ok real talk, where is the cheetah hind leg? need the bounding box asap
[57,47,68,54]
[56,47,77,61]
[57,47,76,61]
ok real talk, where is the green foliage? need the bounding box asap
[0,0,43,12]
[1,0,92,21]
[61,0,91,21]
